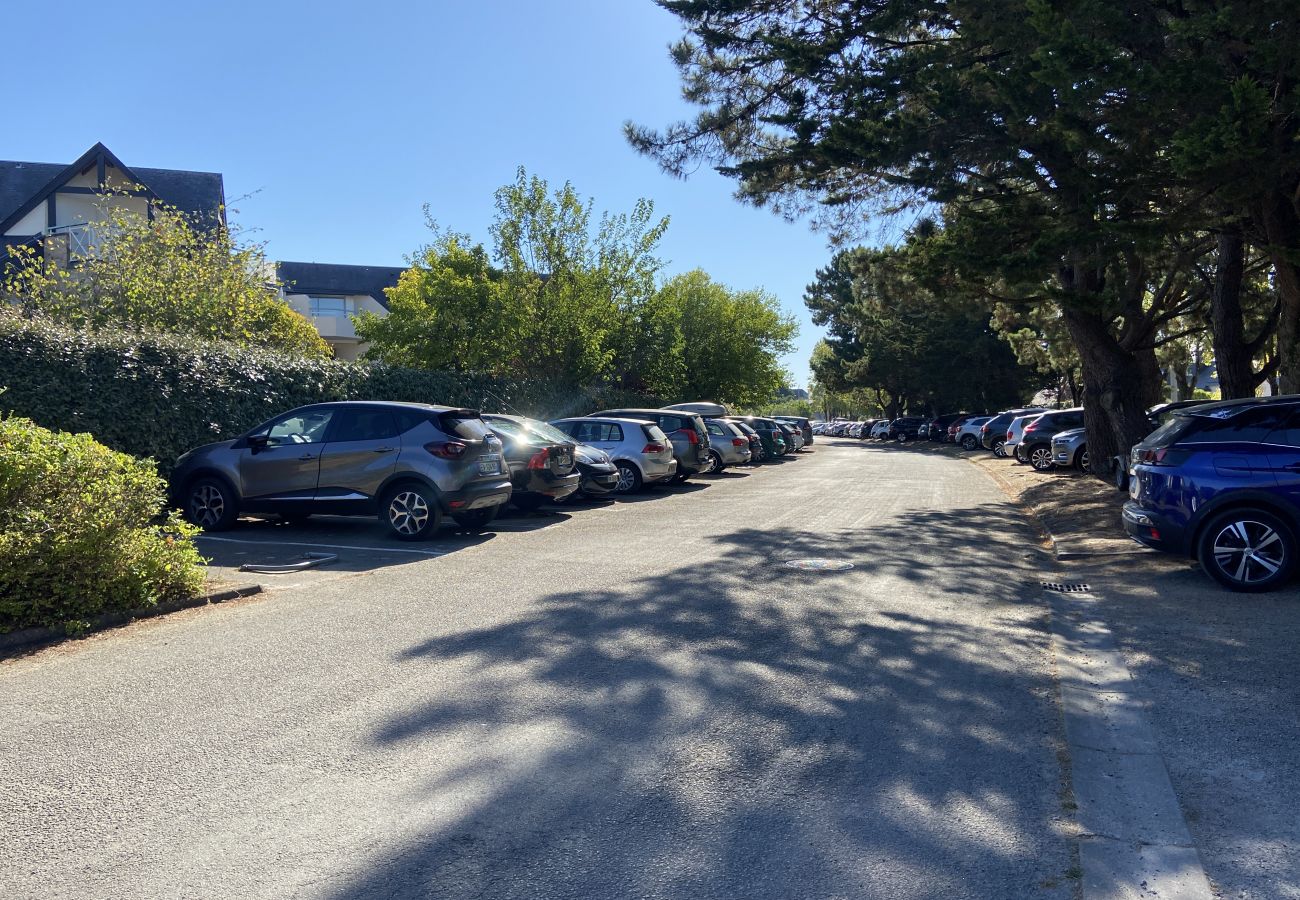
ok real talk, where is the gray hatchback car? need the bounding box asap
[169,401,513,540]
[550,416,678,493]
[589,408,712,481]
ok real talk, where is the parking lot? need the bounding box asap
[2,439,1080,900]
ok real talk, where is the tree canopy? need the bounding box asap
[1,198,329,358]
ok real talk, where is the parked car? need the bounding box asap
[1124,396,1300,591]
[171,401,514,540]
[729,419,766,461]
[731,416,787,457]
[870,420,892,439]
[549,416,678,494]
[952,416,992,449]
[703,419,753,471]
[776,421,802,453]
[513,417,620,499]
[1015,408,1085,470]
[590,407,712,482]
[775,415,814,446]
[1051,427,1088,471]
[483,414,582,510]
[927,413,968,441]
[888,416,927,442]
[1003,413,1044,462]
[981,408,1049,454]
[1115,398,1217,491]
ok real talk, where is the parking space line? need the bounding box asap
[194,536,447,557]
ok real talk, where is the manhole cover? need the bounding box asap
[784,558,855,572]
[1041,581,1091,593]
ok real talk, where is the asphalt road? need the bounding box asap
[1,441,1076,899]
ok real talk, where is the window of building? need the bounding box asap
[308,296,355,316]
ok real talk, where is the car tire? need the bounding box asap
[706,450,725,473]
[452,506,499,531]
[992,439,1007,458]
[1112,456,1130,491]
[672,468,692,484]
[1075,447,1090,473]
[381,482,441,541]
[1197,508,1297,592]
[960,434,978,451]
[184,476,239,531]
[614,462,642,494]
[1029,445,1054,471]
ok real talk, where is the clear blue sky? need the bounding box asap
[6,0,834,386]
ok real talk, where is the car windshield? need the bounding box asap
[523,418,574,444]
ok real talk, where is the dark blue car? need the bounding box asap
[1124,395,1300,591]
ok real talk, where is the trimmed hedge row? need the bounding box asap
[0,313,658,471]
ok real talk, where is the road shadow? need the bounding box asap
[328,504,1079,899]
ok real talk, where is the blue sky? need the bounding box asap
[6,0,835,386]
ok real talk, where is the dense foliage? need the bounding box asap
[0,416,206,635]
[1,198,330,358]
[0,312,658,474]
[358,168,797,409]
[631,0,1300,473]
[805,246,1040,416]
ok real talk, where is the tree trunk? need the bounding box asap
[1210,229,1255,398]
[1259,194,1300,393]
[1062,308,1160,477]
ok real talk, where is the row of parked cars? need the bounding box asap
[827,396,1300,593]
[169,400,814,542]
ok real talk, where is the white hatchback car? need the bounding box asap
[870,420,891,439]
[1003,413,1044,461]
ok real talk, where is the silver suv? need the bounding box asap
[170,401,512,540]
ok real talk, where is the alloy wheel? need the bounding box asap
[1210,519,1287,586]
[615,463,639,493]
[1030,447,1054,471]
[388,490,429,536]
[190,484,225,528]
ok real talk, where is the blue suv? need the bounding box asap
[1124,396,1300,591]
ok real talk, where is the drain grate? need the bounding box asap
[1041,581,1091,593]
[785,558,855,572]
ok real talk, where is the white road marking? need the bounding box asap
[194,535,447,557]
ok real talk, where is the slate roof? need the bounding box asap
[275,261,407,309]
[0,148,225,233]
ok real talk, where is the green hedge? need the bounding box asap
[0,313,657,471]
[0,416,206,634]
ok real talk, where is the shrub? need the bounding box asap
[0,416,206,634]
[0,312,659,473]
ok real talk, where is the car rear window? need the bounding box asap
[523,418,575,444]
[643,424,669,443]
[438,412,493,440]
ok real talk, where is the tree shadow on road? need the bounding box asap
[330,504,1078,899]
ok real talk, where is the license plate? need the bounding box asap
[555,453,571,468]
[478,457,500,475]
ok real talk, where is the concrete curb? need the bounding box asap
[0,584,263,658]
[1048,588,1214,899]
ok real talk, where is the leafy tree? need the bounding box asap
[658,269,797,408]
[806,245,1037,417]
[491,167,670,384]
[355,223,526,373]
[1,197,329,358]
[628,0,1212,470]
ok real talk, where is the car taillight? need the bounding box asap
[732,438,746,447]
[425,440,467,459]
[642,442,665,453]
[1141,447,1191,467]
[981,425,989,434]
[678,428,700,445]
[1007,431,1014,440]
[527,447,551,469]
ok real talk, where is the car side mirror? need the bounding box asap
[248,434,270,452]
